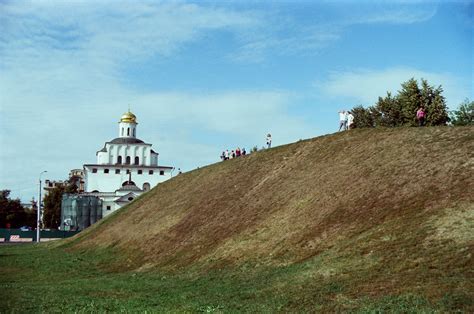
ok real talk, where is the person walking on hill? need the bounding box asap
[236,147,241,157]
[224,150,229,160]
[338,110,347,131]
[266,133,272,148]
[242,148,246,156]
[416,106,426,127]
[347,111,354,130]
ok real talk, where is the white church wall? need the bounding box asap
[97,152,105,164]
[84,165,172,193]
[107,144,152,166]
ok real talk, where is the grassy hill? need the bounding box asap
[1,126,473,312]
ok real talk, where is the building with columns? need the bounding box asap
[82,110,174,216]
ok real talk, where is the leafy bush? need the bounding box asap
[450,98,474,126]
[351,78,450,128]
[351,105,374,128]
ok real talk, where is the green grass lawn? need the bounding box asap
[1,243,470,313]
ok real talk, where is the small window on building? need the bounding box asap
[138,170,143,175]
[160,170,165,175]
[121,128,124,136]
[126,156,131,164]
[143,182,150,191]
[106,206,111,210]
[128,197,134,201]
[117,156,122,164]
[134,156,139,165]
[127,128,130,136]
[104,169,109,174]
[92,168,97,173]
[126,169,131,174]
[115,169,120,174]
[133,128,136,137]
[149,170,154,175]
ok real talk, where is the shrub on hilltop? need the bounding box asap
[352,78,450,128]
[450,98,474,126]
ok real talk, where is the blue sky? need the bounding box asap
[0,0,472,202]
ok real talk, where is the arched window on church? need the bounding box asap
[126,156,131,164]
[121,128,124,136]
[134,156,139,165]
[127,128,130,136]
[133,128,135,137]
[143,182,150,191]
[117,156,122,164]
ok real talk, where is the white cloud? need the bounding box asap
[229,22,342,62]
[355,9,436,25]
[345,2,438,25]
[316,67,472,108]
[228,1,437,62]
[0,1,261,79]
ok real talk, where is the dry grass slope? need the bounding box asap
[68,126,473,301]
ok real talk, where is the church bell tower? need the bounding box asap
[118,110,138,138]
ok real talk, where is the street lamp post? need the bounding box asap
[37,170,47,243]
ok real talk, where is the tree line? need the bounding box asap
[0,179,78,230]
[0,190,36,229]
[350,78,473,128]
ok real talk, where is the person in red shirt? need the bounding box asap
[416,106,426,127]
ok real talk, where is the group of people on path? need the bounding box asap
[338,110,354,131]
[221,147,247,160]
[220,133,272,161]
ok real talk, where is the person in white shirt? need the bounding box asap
[266,133,272,148]
[338,110,347,131]
[347,111,354,129]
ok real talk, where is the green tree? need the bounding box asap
[450,99,474,126]
[397,78,422,126]
[372,92,403,127]
[351,105,375,128]
[420,79,449,126]
[0,190,32,228]
[43,182,77,229]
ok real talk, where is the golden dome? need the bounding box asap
[120,111,137,123]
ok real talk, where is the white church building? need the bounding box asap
[83,110,174,216]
